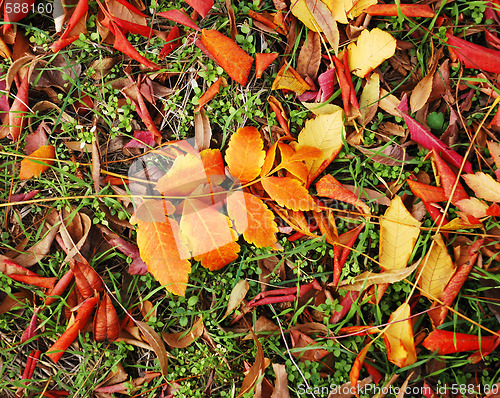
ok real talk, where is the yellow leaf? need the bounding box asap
[272,62,311,95]
[225,126,265,184]
[383,303,417,368]
[290,0,321,31]
[410,72,434,113]
[348,0,377,18]
[301,102,343,116]
[379,195,421,270]
[323,0,349,24]
[134,217,191,296]
[297,108,345,183]
[347,28,397,78]
[305,0,339,54]
[418,233,455,300]
[19,145,55,180]
[359,72,380,125]
[463,172,500,202]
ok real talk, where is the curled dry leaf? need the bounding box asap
[339,263,418,291]
[69,258,104,299]
[225,279,249,318]
[135,320,169,376]
[297,31,321,79]
[238,327,266,397]
[93,293,120,342]
[162,316,204,348]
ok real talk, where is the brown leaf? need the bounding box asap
[271,364,290,398]
[225,279,249,317]
[296,30,321,79]
[162,316,204,348]
[238,326,266,397]
[135,320,168,376]
[338,263,418,291]
[93,293,120,342]
[194,108,212,151]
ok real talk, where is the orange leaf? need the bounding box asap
[261,176,316,211]
[225,126,265,184]
[180,198,239,258]
[93,293,120,342]
[227,191,280,249]
[407,179,447,203]
[195,77,223,112]
[134,216,191,296]
[46,319,82,363]
[200,148,225,183]
[365,4,435,17]
[194,240,240,271]
[276,143,308,183]
[350,340,374,396]
[59,0,88,41]
[69,258,104,299]
[316,174,371,215]
[201,29,254,85]
[255,53,279,78]
[383,303,417,367]
[19,145,55,180]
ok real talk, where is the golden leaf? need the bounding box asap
[347,28,397,78]
[379,195,421,270]
[383,303,417,368]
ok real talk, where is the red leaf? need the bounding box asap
[3,0,35,33]
[422,330,498,354]
[59,0,88,41]
[114,0,147,17]
[9,69,29,142]
[124,130,156,149]
[447,33,500,75]
[184,0,214,18]
[157,9,201,31]
[44,269,75,306]
[111,22,160,70]
[93,293,120,342]
[399,96,473,173]
[487,202,500,216]
[21,307,41,343]
[201,29,254,85]
[111,16,153,38]
[9,274,57,289]
[407,179,448,202]
[50,36,79,53]
[69,258,104,299]
[330,291,359,324]
[25,122,49,155]
[255,53,279,78]
[365,4,435,17]
[432,149,469,204]
[159,26,180,60]
[484,30,500,51]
